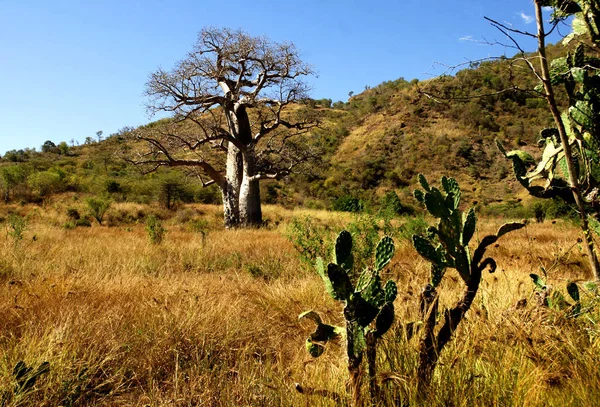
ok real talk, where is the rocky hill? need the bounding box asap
[0,43,576,218]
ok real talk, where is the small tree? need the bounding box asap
[0,166,27,202]
[124,27,320,228]
[86,197,111,225]
[146,215,166,245]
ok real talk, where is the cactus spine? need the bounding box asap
[412,174,524,385]
[299,231,397,406]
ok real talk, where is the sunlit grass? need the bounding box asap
[0,202,599,406]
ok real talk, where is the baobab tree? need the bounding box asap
[125,27,319,228]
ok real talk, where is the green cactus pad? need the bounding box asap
[566,282,580,302]
[349,323,366,358]
[316,257,337,299]
[355,268,374,292]
[571,67,586,84]
[361,274,386,308]
[345,294,379,328]
[335,230,353,270]
[374,302,395,338]
[413,235,442,265]
[506,150,536,167]
[454,247,471,282]
[306,339,324,357]
[298,310,323,325]
[418,173,430,191]
[424,188,450,218]
[570,100,594,128]
[431,265,445,288]
[441,176,461,209]
[311,323,343,342]
[462,208,476,245]
[327,263,354,300]
[375,236,395,271]
[384,280,397,303]
[530,273,547,291]
[497,222,525,238]
[414,189,425,203]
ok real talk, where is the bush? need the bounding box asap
[397,215,428,242]
[332,195,364,213]
[106,180,122,194]
[379,191,415,216]
[27,171,63,197]
[86,197,112,225]
[146,215,166,245]
[286,216,332,266]
[66,208,81,221]
[544,198,578,220]
[196,184,221,204]
[76,218,92,227]
[154,173,193,210]
[6,214,27,243]
[531,201,546,223]
[0,165,28,202]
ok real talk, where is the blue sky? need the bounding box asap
[0,1,564,154]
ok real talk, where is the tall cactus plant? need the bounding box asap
[412,174,524,384]
[299,231,397,407]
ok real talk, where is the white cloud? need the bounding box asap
[459,35,474,42]
[519,11,534,24]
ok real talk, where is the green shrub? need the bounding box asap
[0,165,28,202]
[75,218,92,227]
[544,198,578,220]
[66,208,80,221]
[333,195,364,213]
[146,215,166,245]
[531,201,546,223]
[6,214,27,243]
[27,171,63,197]
[287,216,332,266]
[379,190,415,216]
[106,180,122,194]
[397,215,428,242]
[86,197,111,225]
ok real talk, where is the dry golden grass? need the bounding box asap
[1,202,600,406]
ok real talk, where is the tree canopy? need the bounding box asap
[125,27,320,228]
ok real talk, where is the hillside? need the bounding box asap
[0,43,576,218]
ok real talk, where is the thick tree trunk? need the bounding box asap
[239,145,262,227]
[221,183,239,229]
[222,143,243,229]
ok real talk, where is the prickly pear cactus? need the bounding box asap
[412,175,525,385]
[413,174,525,287]
[300,231,398,359]
[497,41,600,209]
[529,273,583,316]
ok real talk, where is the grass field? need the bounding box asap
[1,201,599,406]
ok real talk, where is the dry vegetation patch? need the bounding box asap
[0,204,599,406]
